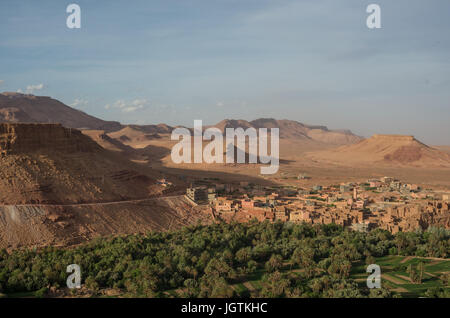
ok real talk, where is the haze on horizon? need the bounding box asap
[1,0,449,145]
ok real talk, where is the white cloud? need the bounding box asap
[70,98,88,108]
[122,105,144,113]
[0,80,4,86]
[216,101,225,107]
[26,83,44,93]
[18,83,45,94]
[105,98,148,113]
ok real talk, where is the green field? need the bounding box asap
[164,255,449,298]
[368,256,449,297]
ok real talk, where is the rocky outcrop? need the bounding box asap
[373,134,417,142]
[0,123,102,155]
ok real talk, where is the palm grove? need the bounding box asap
[0,221,449,298]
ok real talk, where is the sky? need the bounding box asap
[0,0,449,144]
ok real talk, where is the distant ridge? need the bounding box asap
[307,134,450,167]
[0,93,365,146]
[210,118,363,145]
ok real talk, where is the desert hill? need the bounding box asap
[0,123,164,205]
[0,92,121,131]
[307,134,450,167]
[81,129,134,153]
[100,118,363,174]
[108,126,165,146]
[434,145,450,154]
[210,118,362,145]
[129,123,173,134]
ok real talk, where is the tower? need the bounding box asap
[353,187,357,200]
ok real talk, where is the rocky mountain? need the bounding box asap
[0,92,121,131]
[211,118,363,145]
[0,93,363,146]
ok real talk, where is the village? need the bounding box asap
[185,176,450,234]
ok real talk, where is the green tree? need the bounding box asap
[265,254,283,273]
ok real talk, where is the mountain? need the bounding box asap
[211,118,362,145]
[212,119,256,132]
[108,126,169,145]
[0,92,121,131]
[307,134,450,167]
[0,93,362,146]
[0,123,164,205]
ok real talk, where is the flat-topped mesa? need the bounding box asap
[372,134,416,141]
[0,123,102,155]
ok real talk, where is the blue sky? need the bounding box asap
[1,0,449,144]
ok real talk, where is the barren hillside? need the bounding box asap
[0,196,211,249]
[307,134,450,167]
[0,123,164,205]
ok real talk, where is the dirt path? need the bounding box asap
[390,286,409,293]
[382,274,407,285]
[396,274,412,283]
[397,255,449,262]
[5,194,183,208]
[400,256,413,263]
[243,282,256,292]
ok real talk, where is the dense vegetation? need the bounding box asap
[0,221,449,298]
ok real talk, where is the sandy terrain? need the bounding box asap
[102,130,450,190]
[306,135,450,168]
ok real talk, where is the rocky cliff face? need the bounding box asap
[0,123,102,155]
[372,134,417,142]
